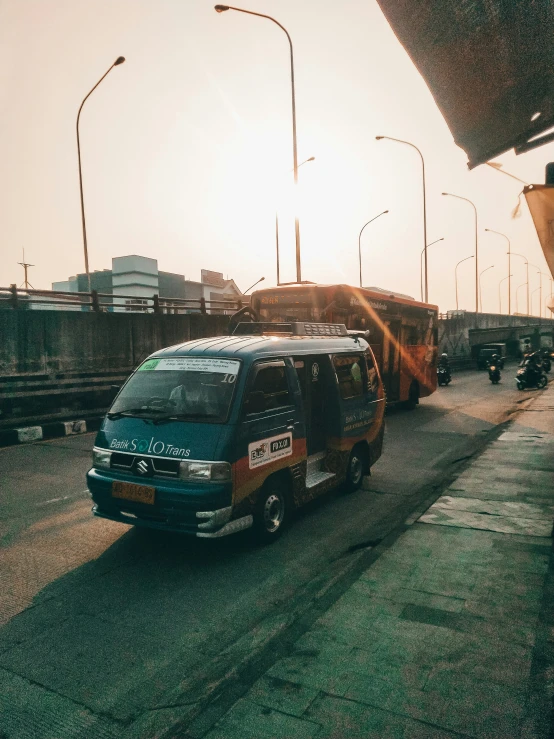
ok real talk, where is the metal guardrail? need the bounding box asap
[0,285,245,315]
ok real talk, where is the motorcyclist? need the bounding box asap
[438,353,451,381]
[524,351,542,383]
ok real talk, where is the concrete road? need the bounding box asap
[0,364,540,737]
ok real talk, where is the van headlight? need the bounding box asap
[93,449,112,470]
[178,461,231,482]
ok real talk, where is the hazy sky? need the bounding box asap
[1,0,553,314]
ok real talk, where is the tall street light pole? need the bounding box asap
[358,210,389,288]
[539,273,551,319]
[511,252,529,314]
[498,274,513,314]
[77,56,125,293]
[529,264,541,316]
[276,157,314,285]
[455,255,474,311]
[376,136,428,301]
[443,193,479,313]
[420,238,443,303]
[485,229,511,315]
[531,285,541,316]
[479,265,494,313]
[215,5,303,283]
[515,282,527,315]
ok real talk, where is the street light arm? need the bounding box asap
[216,5,301,282]
[77,59,124,125]
[358,210,389,287]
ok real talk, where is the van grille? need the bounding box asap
[110,452,180,478]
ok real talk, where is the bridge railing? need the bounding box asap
[0,285,245,315]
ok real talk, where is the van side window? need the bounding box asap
[364,349,379,395]
[247,363,292,413]
[333,354,364,399]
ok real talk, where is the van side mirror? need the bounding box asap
[245,390,266,415]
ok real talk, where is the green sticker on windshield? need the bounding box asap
[139,359,160,371]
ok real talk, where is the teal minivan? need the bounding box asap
[87,321,385,542]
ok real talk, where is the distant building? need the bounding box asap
[53,256,244,313]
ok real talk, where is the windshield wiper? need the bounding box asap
[152,412,219,425]
[107,407,168,420]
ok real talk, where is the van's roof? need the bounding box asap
[150,333,369,362]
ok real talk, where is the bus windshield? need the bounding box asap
[109,357,241,424]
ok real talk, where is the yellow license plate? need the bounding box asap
[112,481,156,505]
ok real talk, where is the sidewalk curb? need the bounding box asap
[0,417,103,447]
[125,411,526,738]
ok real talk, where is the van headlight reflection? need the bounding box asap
[178,461,231,482]
[93,449,112,470]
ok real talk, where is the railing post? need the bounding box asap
[91,289,100,312]
[200,297,207,315]
[9,284,19,309]
[153,294,161,314]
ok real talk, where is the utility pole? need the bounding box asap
[18,249,34,289]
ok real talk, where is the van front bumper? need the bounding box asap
[87,468,250,537]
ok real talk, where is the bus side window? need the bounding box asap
[333,355,364,399]
[364,349,379,395]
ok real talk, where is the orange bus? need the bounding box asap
[251,283,438,408]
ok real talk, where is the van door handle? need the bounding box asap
[286,421,295,430]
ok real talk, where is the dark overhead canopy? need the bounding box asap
[376,0,554,169]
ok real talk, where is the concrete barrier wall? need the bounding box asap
[0,310,229,426]
[439,312,554,358]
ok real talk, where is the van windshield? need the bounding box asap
[109,357,241,424]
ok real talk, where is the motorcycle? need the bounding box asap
[541,355,552,373]
[516,363,547,390]
[437,366,451,386]
[488,363,501,384]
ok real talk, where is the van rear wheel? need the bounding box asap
[345,446,366,493]
[252,480,287,544]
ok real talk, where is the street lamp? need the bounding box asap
[376,136,428,301]
[498,274,513,314]
[478,265,494,313]
[515,282,527,315]
[358,210,389,288]
[511,252,529,314]
[77,56,125,293]
[454,255,474,311]
[529,264,542,316]
[485,229,511,315]
[442,193,479,313]
[420,238,443,303]
[539,273,551,319]
[243,276,265,294]
[215,5,303,283]
[531,285,541,316]
[276,157,314,285]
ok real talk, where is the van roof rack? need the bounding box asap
[232,321,349,337]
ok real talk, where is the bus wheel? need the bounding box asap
[252,479,287,544]
[345,445,366,493]
[403,382,419,410]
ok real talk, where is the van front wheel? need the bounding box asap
[252,480,287,544]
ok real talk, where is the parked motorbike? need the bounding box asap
[488,363,501,384]
[516,363,547,390]
[437,366,451,386]
[541,355,552,373]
